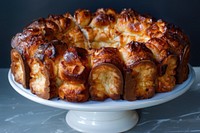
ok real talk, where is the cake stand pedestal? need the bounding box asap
[66,110,138,133]
[8,65,195,133]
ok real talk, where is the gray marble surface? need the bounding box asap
[1,67,200,133]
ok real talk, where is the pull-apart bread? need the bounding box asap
[11,8,190,102]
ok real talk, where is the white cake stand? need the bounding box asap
[8,65,195,133]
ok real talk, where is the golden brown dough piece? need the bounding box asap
[29,58,51,99]
[123,61,157,101]
[119,41,154,66]
[58,47,90,84]
[75,8,120,48]
[58,47,90,102]
[176,45,190,83]
[131,61,157,99]
[119,41,157,100]
[89,63,123,101]
[89,47,123,69]
[163,24,190,83]
[58,82,89,102]
[88,47,124,101]
[157,55,178,92]
[145,38,170,62]
[145,38,179,92]
[11,49,30,88]
[28,40,68,99]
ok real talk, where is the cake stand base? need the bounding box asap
[66,110,139,133]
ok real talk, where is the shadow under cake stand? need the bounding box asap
[8,65,195,133]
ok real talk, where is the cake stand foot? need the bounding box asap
[66,110,139,133]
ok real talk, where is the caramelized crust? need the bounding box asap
[119,41,153,67]
[128,60,157,99]
[157,55,178,92]
[145,38,170,62]
[28,40,68,99]
[11,49,30,88]
[74,9,92,27]
[176,45,190,83]
[89,63,123,101]
[90,8,117,28]
[58,82,89,102]
[58,47,90,102]
[163,24,190,83]
[58,47,90,84]
[123,69,137,101]
[89,47,123,69]
[29,58,51,99]
[11,8,190,102]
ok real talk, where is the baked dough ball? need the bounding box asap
[120,41,157,100]
[58,47,90,102]
[89,63,123,101]
[11,49,30,88]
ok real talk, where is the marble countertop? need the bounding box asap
[1,67,200,133]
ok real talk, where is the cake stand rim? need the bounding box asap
[8,64,195,112]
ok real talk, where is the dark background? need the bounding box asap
[1,0,200,68]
